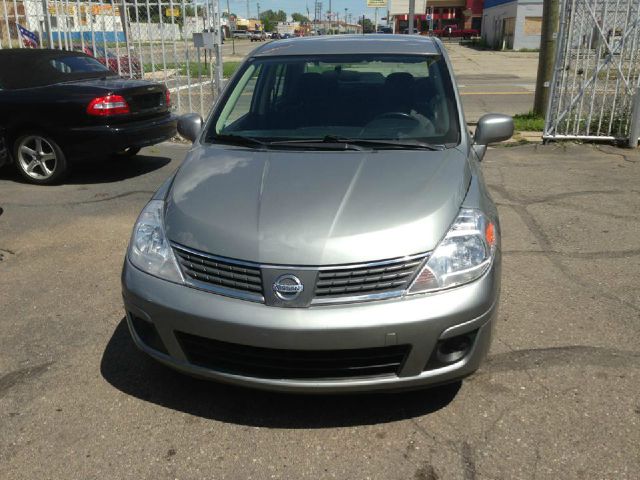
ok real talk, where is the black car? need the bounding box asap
[0,128,7,168]
[0,49,177,184]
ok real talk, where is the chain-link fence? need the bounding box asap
[544,0,640,144]
[0,0,224,117]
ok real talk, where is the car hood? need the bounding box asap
[165,145,471,265]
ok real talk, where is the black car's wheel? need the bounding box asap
[114,147,141,158]
[14,133,68,185]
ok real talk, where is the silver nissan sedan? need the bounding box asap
[121,35,513,392]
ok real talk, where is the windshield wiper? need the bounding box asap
[266,136,370,151]
[212,133,268,148]
[271,136,444,151]
[338,138,446,151]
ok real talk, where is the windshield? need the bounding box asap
[50,55,111,73]
[207,54,460,147]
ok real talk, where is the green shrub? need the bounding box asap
[513,111,545,132]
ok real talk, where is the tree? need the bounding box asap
[291,13,309,24]
[260,9,287,32]
[358,17,374,33]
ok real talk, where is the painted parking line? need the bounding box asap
[460,91,533,95]
[169,80,214,93]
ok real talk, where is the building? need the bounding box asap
[0,0,26,47]
[313,20,362,35]
[481,0,542,50]
[276,21,299,35]
[390,0,483,33]
[234,17,263,31]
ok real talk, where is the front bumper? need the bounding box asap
[58,114,177,160]
[121,253,500,393]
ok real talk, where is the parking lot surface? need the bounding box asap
[1,142,639,479]
[0,144,640,480]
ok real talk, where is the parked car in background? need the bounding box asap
[0,49,176,184]
[122,35,514,392]
[82,46,143,79]
[281,33,292,39]
[270,32,281,39]
[249,30,267,42]
[232,30,250,39]
[377,27,393,34]
[0,128,7,169]
[430,25,479,39]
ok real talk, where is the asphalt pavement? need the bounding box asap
[1,141,639,479]
[445,45,538,122]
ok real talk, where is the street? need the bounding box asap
[446,45,537,122]
[1,141,639,479]
[140,40,539,120]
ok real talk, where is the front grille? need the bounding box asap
[315,256,425,299]
[176,331,411,379]
[173,245,263,298]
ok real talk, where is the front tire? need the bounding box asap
[14,133,68,185]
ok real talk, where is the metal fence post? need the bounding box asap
[629,87,640,148]
[214,0,223,96]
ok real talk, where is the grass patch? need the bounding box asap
[513,111,545,132]
[178,61,240,78]
[142,61,240,78]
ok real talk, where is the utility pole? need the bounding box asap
[41,0,53,47]
[408,0,415,34]
[227,0,235,55]
[246,0,250,19]
[329,0,332,34]
[533,0,560,116]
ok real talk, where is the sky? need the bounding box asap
[224,0,388,22]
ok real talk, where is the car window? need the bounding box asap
[50,55,110,73]
[215,64,263,131]
[209,54,459,146]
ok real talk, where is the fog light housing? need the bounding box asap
[425,330,477,370]
[129,313,168,355]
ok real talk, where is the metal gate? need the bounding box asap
[0,0,223,117]
[544,0,640,144]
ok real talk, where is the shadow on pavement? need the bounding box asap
[101,318,461,428]
[0,154,171,185]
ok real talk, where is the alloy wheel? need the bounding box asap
[17,135,58,180]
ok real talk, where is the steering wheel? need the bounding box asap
[362,111,422,136]
[371,112,419,123]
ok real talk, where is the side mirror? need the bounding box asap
[473,113,514,160]
[177,113,203,142]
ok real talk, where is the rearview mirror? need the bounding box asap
[177,113,203,142]
[473,113,514,160]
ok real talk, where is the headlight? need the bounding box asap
[128,200,184,283]
[408,208,498,294]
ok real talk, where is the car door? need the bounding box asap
[0,128,7,167]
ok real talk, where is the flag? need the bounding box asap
[17,24,39,48]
